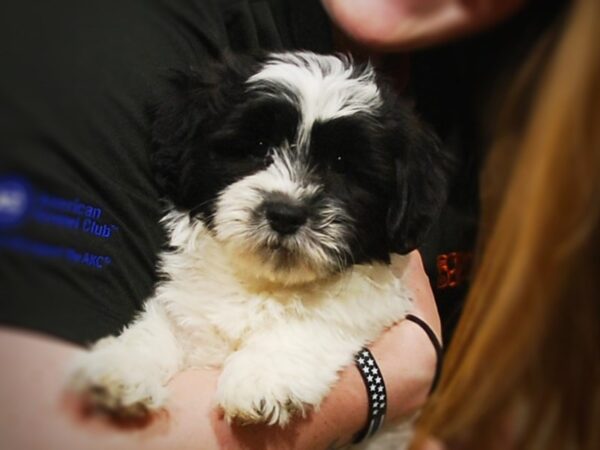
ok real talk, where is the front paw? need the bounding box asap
[68,340,167,421]
[216,365,307,427]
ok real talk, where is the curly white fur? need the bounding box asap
[71,210,412,427]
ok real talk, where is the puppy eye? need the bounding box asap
[245,138,270,158]
[252,138,270,154]
[331,154,348,174]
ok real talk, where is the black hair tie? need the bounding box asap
[405,314,443,393]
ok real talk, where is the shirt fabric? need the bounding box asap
[0,0,332,344]
[0,0,563,346]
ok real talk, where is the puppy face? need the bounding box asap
[153,52,449,285]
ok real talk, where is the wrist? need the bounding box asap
[370,319,440,422]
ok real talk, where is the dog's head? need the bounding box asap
[153,52,449,285]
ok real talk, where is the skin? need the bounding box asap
[322,0,527,51]
[0,251,440,450]
[418,438,447,450]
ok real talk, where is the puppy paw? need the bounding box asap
[216,364,308,427]
[68,341,167,421]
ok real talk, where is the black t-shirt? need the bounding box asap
[412,0,566,342]
[0,0,332,344]
[0,0,564,346]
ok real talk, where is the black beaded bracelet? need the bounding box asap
[353,347,387,444]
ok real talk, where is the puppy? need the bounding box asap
[70,51,448,438]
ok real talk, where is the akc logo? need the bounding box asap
[0,177,31,229]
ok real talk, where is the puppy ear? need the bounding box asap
[384,100,452,254]
[151,53,265,207]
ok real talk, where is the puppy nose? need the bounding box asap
[264,201,308,235]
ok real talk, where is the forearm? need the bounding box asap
[0,325,435,450]
[0,253,439,450]
[0,327,360,450]
[378,252,442,423]
[0,328,222,450]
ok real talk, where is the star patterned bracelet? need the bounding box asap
[352,347,387,444]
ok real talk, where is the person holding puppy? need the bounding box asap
[1,0,578,449]
[0,1,439,449]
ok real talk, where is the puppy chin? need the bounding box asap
[219,239,337,286]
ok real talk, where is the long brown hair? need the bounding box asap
[412,0,600,448]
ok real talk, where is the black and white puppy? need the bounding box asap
[71,52,448,431]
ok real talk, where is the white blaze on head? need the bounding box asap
[247,52,382,144]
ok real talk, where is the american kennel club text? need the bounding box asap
[70,51,448,447]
